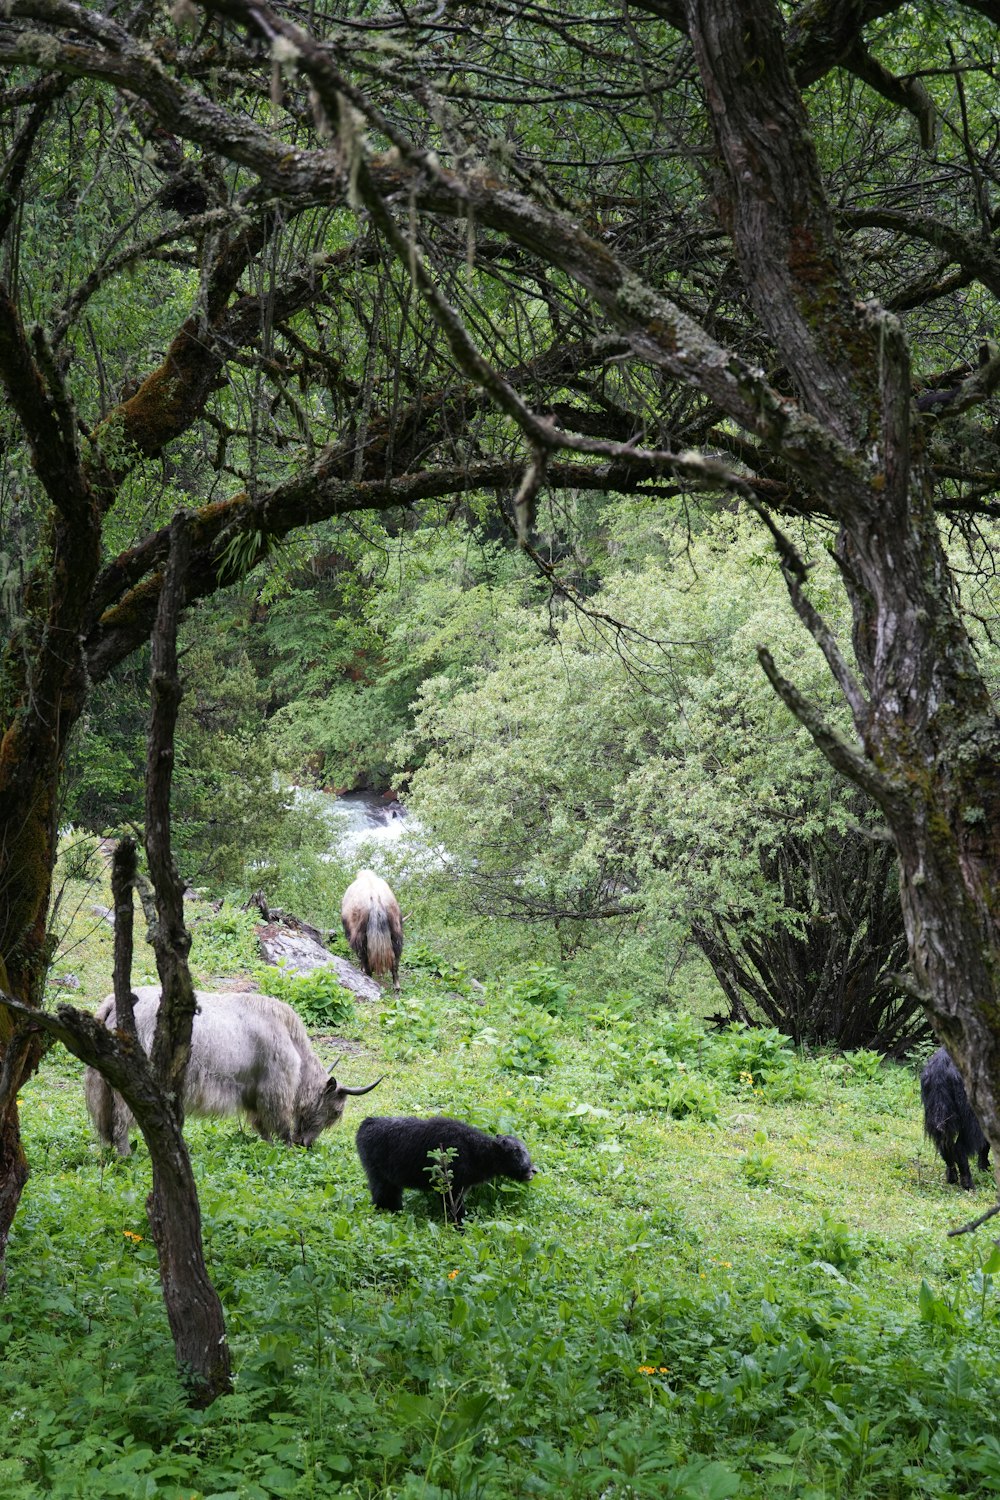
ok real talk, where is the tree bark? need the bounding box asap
[140,512,231,1402]
[0,514,231,1399]
[145,1135,231,1403]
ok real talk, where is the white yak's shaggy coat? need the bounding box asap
[340,870,403,991]
[84,986,380,1154]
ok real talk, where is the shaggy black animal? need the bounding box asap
[356,1115,537,1225]
[920,1047,991,1190]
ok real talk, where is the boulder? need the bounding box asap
[257,924,382,1001]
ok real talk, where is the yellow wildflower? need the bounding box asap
[122,1230,143,1243]
[448,1269,460,1280]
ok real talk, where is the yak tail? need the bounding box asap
[367,901,397,979]
[342,871,403,986]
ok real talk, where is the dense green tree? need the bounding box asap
[263,523,534,787]
[63,601,294,887]
[403,516,927,1046]
[3,0,1000,1309]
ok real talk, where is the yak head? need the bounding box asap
[498,1135,538,1180]
[293,1072,383,1148]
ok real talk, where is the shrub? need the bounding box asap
[262,964,356,1029]
[629,1058,721,1121]
[795,1212,865,1271]
[503,964,576,1017]
[741,1130,778,1186]
[496,1006,562,1074]
[692,809,927,1053]
[55,828,105,884]
[405,940,470,990]
[189,903,262,977]
[705,1023,814,1101]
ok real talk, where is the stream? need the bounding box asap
[291,786,437,873]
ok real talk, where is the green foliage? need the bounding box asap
[425,1144,462,1223]
[707,1024,815,1103]
[261,964,356,1030]
[398,516,918,1043]
[170,607,298,889]
[503,963,576,1017]
[63,653,150,833]
[54,829,104,885]
[844,1048,888,1083]
[496,1004,562,1075]
[404,941,471,991]
[10,947,1000,1500]
[188,905,262,980]
[377,992,448,1057]
[262,529,534,787]
[62,601,330,898]
[795,1213,867,1272]
[741,1130,779,1187]
[634,1062,722,1122]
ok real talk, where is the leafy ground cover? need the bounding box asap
[3,893,1000,1498]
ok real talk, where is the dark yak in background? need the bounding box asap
[920,1046,991,1190]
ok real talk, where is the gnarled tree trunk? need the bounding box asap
[683,0,1000,1152]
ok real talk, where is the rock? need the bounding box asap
[257,924,382,1002]
[91,904,115,928]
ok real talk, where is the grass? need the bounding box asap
[3,880,1000,1497]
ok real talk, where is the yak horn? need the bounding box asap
[337,1075,384,1096]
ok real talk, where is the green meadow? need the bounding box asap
[3,896,999,1500]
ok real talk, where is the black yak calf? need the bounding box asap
[920,1046,991,1190]
[356,1115,536,1225]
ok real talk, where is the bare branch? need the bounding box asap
[144,515,198,1101]
[111,838,139,1045]
[947,1201,1000,1237]
[757,646,890,804]
[749,500,871,726]
[844,40,937,150]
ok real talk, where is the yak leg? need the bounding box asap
[367,1176,403,1211]
[934,1134,961,1186]
[111,1092,134,1157]
[247,1109,293,1145]
[942,1138,974,1190]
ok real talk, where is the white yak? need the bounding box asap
[340,870,403,992]
[85,986,381,1155]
